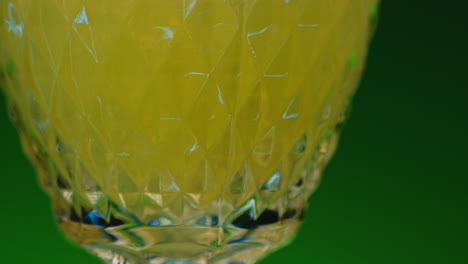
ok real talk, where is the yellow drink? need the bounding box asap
[0,1,378,263]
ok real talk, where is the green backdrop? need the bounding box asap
[1,1,467,263]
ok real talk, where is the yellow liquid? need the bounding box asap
[1,0,376,214]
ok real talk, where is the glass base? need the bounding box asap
[60,212,301,264]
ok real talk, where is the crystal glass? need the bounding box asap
[0,1,378,263]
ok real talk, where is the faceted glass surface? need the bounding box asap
[0,1,378,263]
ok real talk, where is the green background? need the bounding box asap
[1,1,467,263]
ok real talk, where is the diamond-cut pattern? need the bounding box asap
[0,0,379,263]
